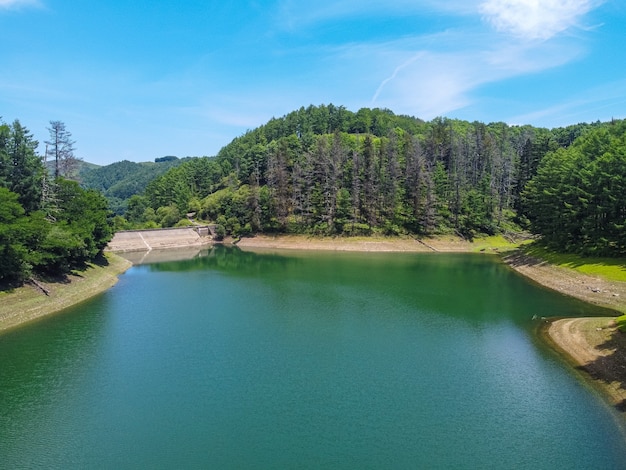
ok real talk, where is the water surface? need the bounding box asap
[1,247,625,469]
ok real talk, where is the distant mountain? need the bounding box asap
[44,158,100,177]
[80,158,190,213]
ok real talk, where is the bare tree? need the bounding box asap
[46,121,81,179]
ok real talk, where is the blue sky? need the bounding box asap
[1,0,625,165]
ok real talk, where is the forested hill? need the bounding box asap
[120,104,623,256]
[80,157,189,214]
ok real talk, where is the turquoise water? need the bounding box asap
[1,247,625,469]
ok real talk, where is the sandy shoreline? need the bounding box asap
[235,234,478,253]
[542,317,626,409]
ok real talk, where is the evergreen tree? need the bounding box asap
[0,120,43,213]
[46,120,80,179]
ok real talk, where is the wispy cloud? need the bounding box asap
[361,0,605,120]
[364,26,583,118]
[371,53,426,104]
[509,79,626,126]
[479,0,603,40]
[275,0,478,30]
[0,0,41,9]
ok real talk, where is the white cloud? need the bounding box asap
[479,0,602,40]
[365,31,584,119]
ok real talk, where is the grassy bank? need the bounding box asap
[503,244,626,314]
[0,253,132,335]
[522,245,626,283]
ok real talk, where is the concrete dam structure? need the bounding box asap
[106,227,215,253]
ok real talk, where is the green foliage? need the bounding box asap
[32,181,113,273]
[0,188,48,282]
[134,105,623,242]
[80,158,189,214]
[84,105,618,255]
[616,315,626,333]
[524,120,626,255]
[175,218,194,227]
[213,224,226,240]
[156,204,182,228]
[0,118,116,283]
[0,119,44,213]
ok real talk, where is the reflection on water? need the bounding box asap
[117,246,208,265]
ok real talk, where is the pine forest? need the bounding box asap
[2,104,626,284]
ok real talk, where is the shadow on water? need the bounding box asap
[117,246,205,265]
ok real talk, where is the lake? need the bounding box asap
[1,246,626,469]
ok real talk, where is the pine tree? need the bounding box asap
[46,120,80,179]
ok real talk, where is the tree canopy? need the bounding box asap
[119,106,623,257]
[524,120,626,255]
[0,119,113,283]
[123,107,557,239]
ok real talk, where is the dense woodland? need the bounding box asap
[113,105,621,255]
[0,119,112,283]
[2,105,625,285]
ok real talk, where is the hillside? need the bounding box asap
[73,104,621,255]
[118,105,592,237]
[80,158,189,213]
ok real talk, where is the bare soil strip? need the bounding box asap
[503,251,626,313]
[235,234,474,252]
[543,317,626,410]
[0,253,132,334]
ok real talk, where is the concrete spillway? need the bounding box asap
[106,227,214,253]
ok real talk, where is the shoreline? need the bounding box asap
[0,252,132,335]
[539,317,626,410]
[235,234,483,253]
